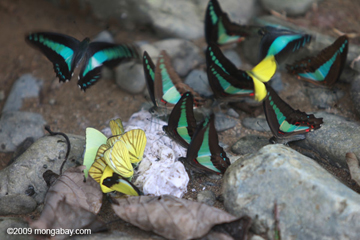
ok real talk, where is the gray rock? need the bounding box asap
[305,86,345,109]
[226,108,239,118]
[269,72,284,92]
[223,50,242,68]
[260,0,320,16]
[0,217,35,240]
[115,61,146,94]
[152,39,204,77]
[223,144,360,239]
[197,190,216,206]
[350,75,360,117]
[0,134,84,209]
[184,69,212,97]
[214,112,238,132]
[2,74,42,113]
[241,117,270,132]
[92,30,115,43]
[0,111,46,152]
[72,231,135,240]
[0,195,37,215]
[231,135,269,155]
[296,112,360,170]
[250,236,266,240]
[0,90,4,102]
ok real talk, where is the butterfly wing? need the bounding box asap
[83,128,107,178]
[163,92,197,148]
[88,144,109,183]
[104,140,133,178]
[78,42,139,91]
[259,26,312,62]
[286,35,349,86]
[109,118,125,136]
[263,85,323,143]
[119,129,147,166]
[154,50,204,107]
[102,170,141,196]
[143,51,157,107]
[184,114,230,174]
[25,32,81,82]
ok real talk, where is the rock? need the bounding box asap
[197,190,216,206]
[226,108,239,118]
[305,86,345,109]
[0,134,84,209]
[260,0,320,16]
[0,217,35,240]
[71,231,135,240]
[214,112,238,132]
[0,111,46,152]
[223,144,360,239]
[92,30,115,43]
[296,112,360,170]
[269,72,284,92]
[152,39,204,77]
[0,195,37,215]
[9,137,35,166]
[231,135,269,155]
[350,75,360,117]
[223,49,242,68]
[241,117,270,132]
[184,69,213,97]
[2,74,42,113]
[115,61,146,94]
[0,90,4,102]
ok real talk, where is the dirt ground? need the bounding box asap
[0,0,360,238]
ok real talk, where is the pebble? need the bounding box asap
[214,112,238,132]
[0,111,46,152]
[269,72,284,92]
[152,39,204,77]
[350,74,360,117]
[184,69,213,97]
[197,190,216,206]
[0,195,37,215]
[226,108,239,118]
[231,135,269,155]
[223,144,360,239]
[260,0,320,16]
[305,86,345,109]
[0,217,34,240]
[2,74,42,113]
[223,50,242,68]
[0,134,84,212]
[92,30,115,43]
[241,117,270,132]
[115,61,146,94]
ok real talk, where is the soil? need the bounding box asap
[0,0,360,239]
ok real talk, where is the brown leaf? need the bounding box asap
[30,166,103,236]
[112,195,249,240]
[346,152,360,186]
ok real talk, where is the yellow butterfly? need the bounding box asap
[247,55,277,101]
[104,140,134,179]
[83,118,125,178]
[106,129,147,166]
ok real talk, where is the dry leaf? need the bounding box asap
[346,152,360,186]
[30,166,104,237]
[112,195,250,240]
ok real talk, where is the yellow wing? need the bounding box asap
[109,118,124,136]
[99,165,116,193]
[83,128,107,178]
[101,168,141,196]
[106,135,122,148]
[104,140,134,178]
[248,55,277,83]
[89,144,109,183]
[252,78,268,102]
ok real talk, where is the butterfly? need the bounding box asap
[205,0,259,45]
[143,50,206,109]
[206,43,277,102]
[83,119,125,178]
[25,32,139,91]
[258,26,312,62]
[89,148,141,195]
[181,114,231,174]
[286,35,349,86]
[163,92,197,148]
[263,85,323,144]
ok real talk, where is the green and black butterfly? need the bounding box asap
[163,92,197,148]
[142,50,205,109]
[181,114,231,174]
[263,85,323,144]
[259,26,312,62]
[25,32,139,91]
[205,0,259,45]
[286,35,348,87]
